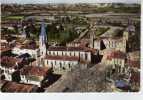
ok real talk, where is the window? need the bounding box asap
[63,67,65,70]
[51,62,53,67]
[69,63,71,69]
[59,62,62,68]
[85,53,88,60]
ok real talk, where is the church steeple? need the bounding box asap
[39,20,47,47]
[39,20,47,66]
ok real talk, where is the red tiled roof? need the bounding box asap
[48,46,67,51]
[0,42,11,53]
[45,55,79,61]
[48,46,85,51]
[130,71,140,83]
[68,47,85,51]
[0,47,11,53]
[1,42,8,46]
[127,60,140,68]
[1,81,37,92]
[20,66,50,77]
[0,56,23,68]
[18,40,38,50]
[20,43,38,50]
[106,51,126,60]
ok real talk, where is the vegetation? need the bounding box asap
[95,27,110,36]
[2,16,24,20]
[94,6,141,13]
[46,23,79,45]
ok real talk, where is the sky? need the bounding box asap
[1,0,141,4]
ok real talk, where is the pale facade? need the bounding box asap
[12,47,39,58]
[20,75,44,87]
[47,47,91,62]
[102,38,126,52]
[44,57,79,73]
[0,66,15,81]
[20,66,50,87]
[0,57,23,81]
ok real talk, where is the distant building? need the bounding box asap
[1,81,38,92]
[20,66,51,87]
[47,46,91,62]
[127,51,140,71]
[66,40,88,48]
[44,55,79,73]
[12,40,39,58]
[0,56,24,81]
[0,42,12,57]
[103,50,126,74]
[102,37,127,52]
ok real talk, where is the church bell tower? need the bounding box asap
[38,20,47,67]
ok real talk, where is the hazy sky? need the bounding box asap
[1,0,141,4]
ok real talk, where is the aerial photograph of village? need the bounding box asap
[0,0,141,92]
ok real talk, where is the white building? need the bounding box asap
[0,56,23,81]
[102,37,127,52]
[47,46,91,62]
[12,41,39,58]
[20,66,51,87]
[103,50,126,74]
[44,55,79,73]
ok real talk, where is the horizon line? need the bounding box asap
[1,0,141,4]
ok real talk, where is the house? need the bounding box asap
[47,46,91,62]
[0,46,12,57]
[12,40,39,58]
[102,37,127,52]
[1,41,12,51]
[104,50,126,73]
[20,66,51,87]
[1,81,38,92]
[44,55,79,73]
[127,51,140,71]
[0,56,24,81]
[127,60,140,70]
[66,40,89,48]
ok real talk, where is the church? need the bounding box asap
[37,20,92,74]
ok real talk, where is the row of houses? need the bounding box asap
[0,55,52,87]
